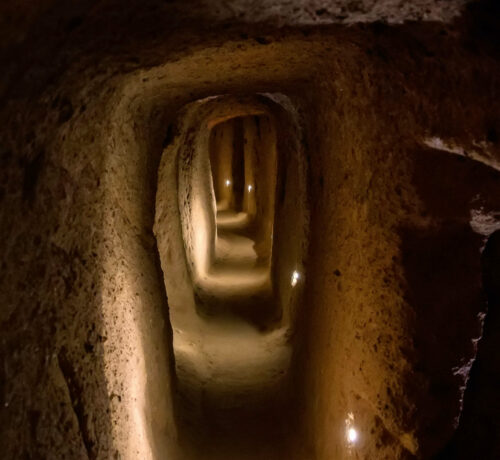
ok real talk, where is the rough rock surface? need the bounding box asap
[0,1,499,459]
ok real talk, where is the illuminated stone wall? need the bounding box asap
[0,1,499,459]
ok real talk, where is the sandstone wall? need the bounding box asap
[0,1,499,458]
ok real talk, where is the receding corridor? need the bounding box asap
[2,2,500,460]
[200,209,273,320]
[162,109,299,459]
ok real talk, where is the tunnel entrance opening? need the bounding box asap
[209,116,247,214]
[154,94,309,459]
[173,107,289,459]
[187,111,280,326]
[208,114,277,324]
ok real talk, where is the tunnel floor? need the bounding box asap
[199,210,271,308]
[173,210,292,459]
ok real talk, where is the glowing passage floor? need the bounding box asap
[172,211,292,460]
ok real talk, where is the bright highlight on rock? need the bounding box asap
[347,427,358,443]
[345,412,358,446]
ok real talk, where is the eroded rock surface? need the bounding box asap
[1,1,499,459]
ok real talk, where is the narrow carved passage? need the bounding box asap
[154,98,306,459]
[1,2,500,460]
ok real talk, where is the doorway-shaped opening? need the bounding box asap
[209,115,276,263]
[210,117,246,214]
[205,115,277,326]
[154,94,308,459]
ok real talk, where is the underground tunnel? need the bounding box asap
[1,1,500,459]
[153,94,308,459]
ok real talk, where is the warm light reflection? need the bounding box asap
[345,412,358,446]
[225,179,231,187]
[291,270,300,287]
[248,184,253,192]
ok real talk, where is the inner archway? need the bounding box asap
[154,94,309,459]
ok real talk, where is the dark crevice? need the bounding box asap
[436,229,500,460]
[23,150,44,203]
